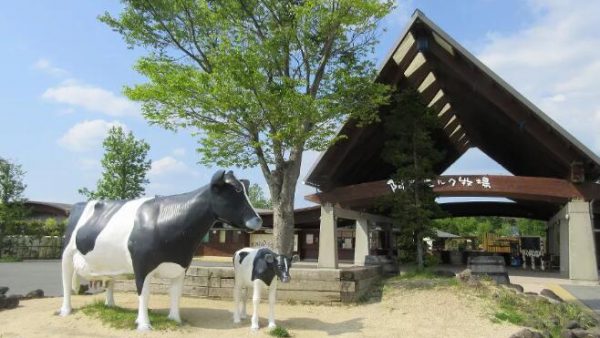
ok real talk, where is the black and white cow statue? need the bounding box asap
[59,170,262,331]
[232,247,292,330]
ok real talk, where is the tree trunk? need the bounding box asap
[416,230,424,270]
[267,155,302,256]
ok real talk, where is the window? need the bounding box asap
[306,234,314,245]
[202,233,209,243]
[219,231,226,243]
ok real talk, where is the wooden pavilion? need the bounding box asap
[304,10,600,281]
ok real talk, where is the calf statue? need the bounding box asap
[232,247,293,330]
[59,170,262,331]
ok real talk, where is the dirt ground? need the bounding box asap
[0,289,521,338]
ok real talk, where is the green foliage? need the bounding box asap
[269,326,291,338]
[0,158,28,256]
[81,300,180,330]
[434,216,546,238]
[489,287,598,336]
[100,0,394,253]
[79,126,151,200]
[248,183,271,209]
[4,217,67,237]
[0,255,22,262]
[378,89,445,269]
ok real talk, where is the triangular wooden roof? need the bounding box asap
[305,10,600,191]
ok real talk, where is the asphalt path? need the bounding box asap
[0,259,62,297]
[562,284,600,315]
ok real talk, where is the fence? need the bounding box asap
[0,235,63,259]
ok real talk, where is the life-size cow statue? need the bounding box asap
[232,247,293,330]
[59,170,262,331]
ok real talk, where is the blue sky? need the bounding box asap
[1,1,599,207]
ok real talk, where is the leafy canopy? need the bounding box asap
[100,0,392,171]
[79,126,151,200]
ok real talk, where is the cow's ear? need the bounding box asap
[240,179,250,193]
[211,170,226,187]
[265,253,274,264]
[292,254,300,263]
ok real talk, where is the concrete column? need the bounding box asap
[566,200,598,281]
[318,204,338,269]
[354,217,369,266]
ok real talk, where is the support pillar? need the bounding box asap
[566,200,598,281]
[354,218,369,266]
[318,204,338,269]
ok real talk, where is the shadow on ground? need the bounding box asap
[147,306,364,335]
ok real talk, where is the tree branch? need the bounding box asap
[143,0,211,72]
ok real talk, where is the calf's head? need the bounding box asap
[265,253,292,283]
[210,170,262,231]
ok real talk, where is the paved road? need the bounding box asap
[562,284,600,315]
[0,260,62,297]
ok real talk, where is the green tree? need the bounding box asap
[100,0,393,254]
[248,183,271,209]
[0,158,28,256]
[379,89,444,270]
[79,126,151,200]
[435,216,546,238]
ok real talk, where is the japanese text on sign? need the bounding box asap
[386,176,492,192]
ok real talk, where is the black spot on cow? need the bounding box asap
[62,202,86,254]
[76,201,127,255]
[238,251,249,264]
[251,248,278,286]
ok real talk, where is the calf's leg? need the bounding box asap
[251,280,262,330]
[168,273,184,323]
[268,283,277,329]
[59,252,74,316]
[233,279,241,323]
[240,287,248,319]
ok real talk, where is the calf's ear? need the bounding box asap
[265,253,274,263]
[211,170,226,187]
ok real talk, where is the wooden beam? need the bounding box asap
[424,39,577,168]
[305,175,595,207]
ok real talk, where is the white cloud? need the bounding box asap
[150,156,197,177]
[58,119,125,152]
[477,0,600,153]
[42,81,140,117]
[32,58,69,77]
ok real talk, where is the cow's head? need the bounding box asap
[210,170,262,231]
[265,253,292,283]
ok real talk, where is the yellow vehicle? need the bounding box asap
[480,233,520,254]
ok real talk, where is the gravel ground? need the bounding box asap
[0,288,520,338]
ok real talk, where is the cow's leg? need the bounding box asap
[240,287,248,320]
[251,280,262,330]
[167,272,184,324]
[233,279,241,323]
[136,275,153,331]
[59,251,74,316]
[267,283,277,329]
[105,279,115,307]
